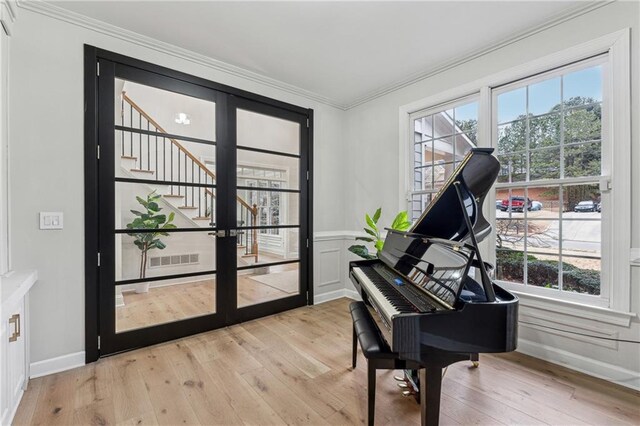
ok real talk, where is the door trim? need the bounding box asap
[84,45,314,363]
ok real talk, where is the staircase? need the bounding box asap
[119,92,259,261]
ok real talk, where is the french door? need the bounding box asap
[87,49,311,358]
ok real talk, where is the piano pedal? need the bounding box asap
[471,361,480,368]
[397,382,409,389]
[393,375,406,382]
[401,390,416,397]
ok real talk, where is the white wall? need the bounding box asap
[343,1,640,388]
[8,7,345,364]
[0,0,14,276]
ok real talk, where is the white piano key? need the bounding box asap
[352,267,400,323]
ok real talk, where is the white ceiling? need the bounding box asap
[50,1,588,108]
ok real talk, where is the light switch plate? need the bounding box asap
[40,212,63,230]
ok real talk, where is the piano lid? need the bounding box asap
[409,148,499,243]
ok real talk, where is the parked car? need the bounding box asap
[530,201,543,211]
[500,196,532,212]
[597,202,601,212]
[496,200,503,209]
[574,200,596,212]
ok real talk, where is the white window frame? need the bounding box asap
[399,29,632,318]
[491,55,610,307]
[408,94,480,221]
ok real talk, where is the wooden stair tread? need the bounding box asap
[121,155,137,160]
[178,206,198,210]
[192,216,211,220]
[130,168,154,174]
[163,194,185,198]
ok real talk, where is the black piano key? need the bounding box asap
[371,264,442,313]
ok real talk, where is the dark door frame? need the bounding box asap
[84,45,314,363]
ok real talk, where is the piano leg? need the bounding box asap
[470,353,479,368]
[420,367,442,426]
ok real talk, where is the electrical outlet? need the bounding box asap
[40,212,63,230]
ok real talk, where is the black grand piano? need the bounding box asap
[349,148,518,425]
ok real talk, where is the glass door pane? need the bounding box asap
[235,108,302,308]
[111,77,218,336]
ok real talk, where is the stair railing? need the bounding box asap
[121,92,259,262]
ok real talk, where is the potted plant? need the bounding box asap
[348,208,412,259]
[126,190,176,293]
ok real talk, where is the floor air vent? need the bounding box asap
[149,253,199,268]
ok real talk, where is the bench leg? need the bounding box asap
[367,362,376,426]
[352,323,358,369]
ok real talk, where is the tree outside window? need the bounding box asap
[494,62,604,296]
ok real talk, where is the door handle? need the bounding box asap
[8,314,20,342]
[212,230,238,238]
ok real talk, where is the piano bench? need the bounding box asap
[349,301,421,426]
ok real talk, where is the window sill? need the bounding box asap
[509,289,636,327]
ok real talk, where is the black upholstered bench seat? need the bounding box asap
[349,301,397,360]
[349,301,422,425]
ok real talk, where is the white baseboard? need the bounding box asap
[343,289,360,300]
[30,351,86,379]
[4,388,24,426]
[314,288,361,305]
[517,339,640,391]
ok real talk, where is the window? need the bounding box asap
[493,58,607,301]
[241,166,287,235]
[402,30,631,311]
[409,97,479,221]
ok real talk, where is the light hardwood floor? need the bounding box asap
[14,298,640,425]
[116,263,299,332]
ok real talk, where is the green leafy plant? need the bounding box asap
[348,208,412,259]
[126,191,177,278]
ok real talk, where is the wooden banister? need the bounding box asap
[123,92,254,212]
[124,92,259,261]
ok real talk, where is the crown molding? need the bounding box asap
[2,0,17,20]
[344,1,615,109]
[1,0,18,35]
[17,0,614,111]
[16,0,344,109]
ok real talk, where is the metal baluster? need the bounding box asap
[177,150,181,196]
[121,95,124,156]
[147,120,150,171]
[203,188,207,221]
[170,142,174,195]
[191,159,194,208]
[130,105,133,157]
[198,164,202,217]
[138,111,142,166]
[155,127,158,181]
[245,207,250,255]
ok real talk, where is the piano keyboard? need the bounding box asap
[352,265,441,325]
